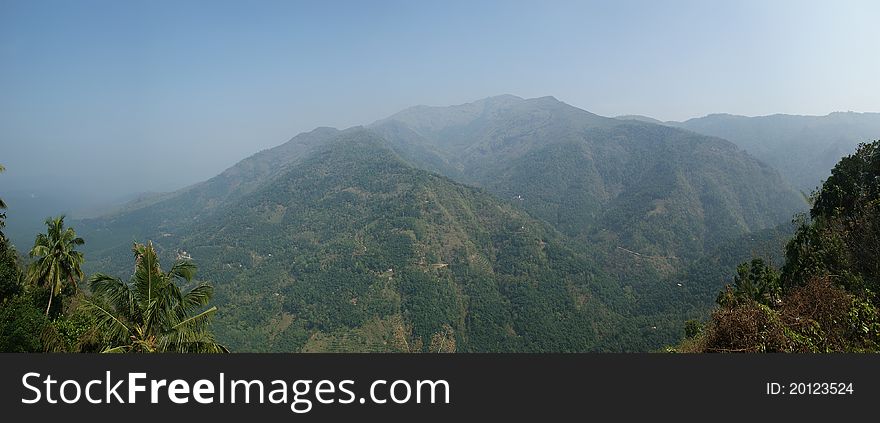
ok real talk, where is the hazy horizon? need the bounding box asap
[3,91,877,201]
[2,0,879,203]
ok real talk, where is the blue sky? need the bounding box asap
[1,0,879,199]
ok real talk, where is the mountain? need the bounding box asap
[78,126,342,259]
[75,95,810,352]
[82,129,657,352]
[672,112,880,192]
[371,95,806,267]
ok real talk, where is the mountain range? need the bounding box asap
[617,111,880,192]
[372,96,804,263]
[72,95,864,352]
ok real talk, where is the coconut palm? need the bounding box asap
[85,242,227,353]
[27,216,85,315]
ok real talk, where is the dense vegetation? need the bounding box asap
[129,132,639,352]
[0,172,225,353]
[372,95,805,268]
[680,141,880,352]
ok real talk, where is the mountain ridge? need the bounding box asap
[671,111,880,191]
[370,96,805,267]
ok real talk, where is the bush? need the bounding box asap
[0,293,49,352]
[702,301,788,352]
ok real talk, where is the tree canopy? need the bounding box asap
[86,242,227,353]
[684,141,880,353]
[27,216,85,316]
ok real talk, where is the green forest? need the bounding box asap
[677,141,880,352]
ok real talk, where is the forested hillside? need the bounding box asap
[680,141,880,352]
[673,112,880,192]
[180,130,634,352]
[36,96,826,352]
[76,130,642,351]
[372,95,806,268]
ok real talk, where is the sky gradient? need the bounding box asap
[1,0,879,200]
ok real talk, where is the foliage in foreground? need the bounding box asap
[27,216,84,316]
[681,141,880,352]
[0,180,225,353]
[86,242,227,353]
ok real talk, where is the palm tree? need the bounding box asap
[85,242,227,353]
[27,216,85,315]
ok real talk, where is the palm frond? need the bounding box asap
[89,273,137,319]
[29,244,49,258]
[160,307,226,353]
[85,241,225,353]
[179,283,214,312]
[81,298,132,344]
[132,242,163,313]
[171,306,217,331]
[169,260,197,282]
[41,323,67,353]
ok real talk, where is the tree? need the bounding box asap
[811,141,879,220]
[27,216,85,316]
[690,141,880,353]
[0,163,20,304]
[684,319,703,339]
[0,164,6,233]
[0,294,49,352]
[0,236,22,304]
[782,141,880,293]
[730,259,780,306]
[85,242,227,353]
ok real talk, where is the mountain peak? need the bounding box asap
[614,114,665,125]
[530,95,560,102]
[374,94,613,139]
[478,93,524,103]
[303,128,408,169]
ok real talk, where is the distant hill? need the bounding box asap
[371,95,806,266]
[671,112,880,192]
[77,126,342,258]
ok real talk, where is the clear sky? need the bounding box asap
[1,0,879,200]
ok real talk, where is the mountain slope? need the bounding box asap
[163,130,635,352]
[84,95,805,273]
[673,112,880,192]
[371,95,806,267]
[77,126,341,260]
